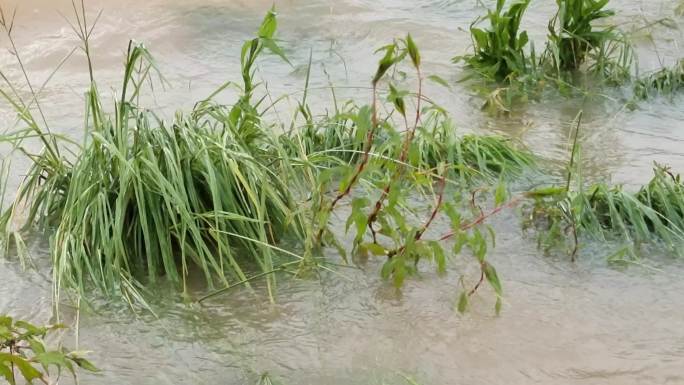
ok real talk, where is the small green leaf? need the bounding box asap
[27,337,46,355]
[457,292,469,314]
[494,181,507,206]
[453,231,468,255]
[427,75,451,89]
[0,316,12,328]
[408,144,421,166]
[0,362,14,385]
[0,354,42,383]
[69,355,99,372]
[381,258,395,279]
[430,241,446,274]
[261,38,291,65]
[362,243,387,256]
[373,44,398,85]
[471,28,489,49]
[486,225,496,249]
[35,351,69,369]
[483,262,503,296]
[258,7,278,39]
[388,84,406,117]
[393,260,407,288]
[495,297,502,316]
[406,33,421,68]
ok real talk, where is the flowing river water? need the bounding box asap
[1,0,684,384]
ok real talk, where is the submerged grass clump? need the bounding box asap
[0,5,537,313]
[0,8,308,301]
[524,114,684,260]
[283,102,535,181]
[633,59,684,99]
[526,165,684,259]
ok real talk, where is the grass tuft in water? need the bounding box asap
[0,7,307,302]
[526,165,684,260]
[633,59,684,99]
[456,0,634,113]
[0,6,536,313]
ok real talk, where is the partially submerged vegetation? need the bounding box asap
[0,1,680,319]
[543,0,632,81]
[1,9,310,303]
[0,5,533,314]
[0,316,97,384]
[458,0,532,81]
[458,0,638,111]
[634,59,684,99]
[524,115,684,260]
[0,2,681,384]
[527,165,684,260]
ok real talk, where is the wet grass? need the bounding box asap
[634,59,684,99]
[0,7,311,303]
[283,104,534,180]
[0,1,678,318]
[0,5,535,312]
[527,152,684,260]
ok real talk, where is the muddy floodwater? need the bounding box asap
[1,0,684,384]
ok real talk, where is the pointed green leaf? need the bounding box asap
[483,262,503,296]
[457,292,469,313]
[406,33,421,68]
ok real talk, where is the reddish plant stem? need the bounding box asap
[316,83,379,242]
[468,264,485,296]
[367,69,423,242]
[367,113,410,243]
[470,188,486,217]
[412,67,423,135]
[387,171,447,258]
[436,196,523,243]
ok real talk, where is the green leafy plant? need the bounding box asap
[306,35,520,314]
[543,0,633,80]
[546,0,612,70]
[0,316,97,384]
[456,0,532,82]
[457,0,634,114]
